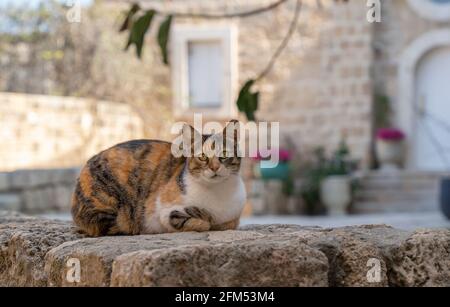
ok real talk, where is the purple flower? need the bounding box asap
[376,128,405,141]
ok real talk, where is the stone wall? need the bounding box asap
[0,211,449,287]
[0,92,146,171]
[0,168,79,213]
[6,1,442,171]
[113,0,375,166]
[263,0,374,165]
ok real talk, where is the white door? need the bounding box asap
[414,46,450,171]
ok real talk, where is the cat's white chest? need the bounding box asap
[183,175,246,225]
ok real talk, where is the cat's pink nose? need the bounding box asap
[210,163,220,172]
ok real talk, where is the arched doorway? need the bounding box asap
[398,30,450,171]
[413,46,450,170]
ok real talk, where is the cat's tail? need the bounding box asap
[71,182,119,237]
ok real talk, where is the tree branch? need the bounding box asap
[255,0,302,82]
[132,0,290,19]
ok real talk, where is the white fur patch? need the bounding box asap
[142,172,247,234]
[182,173,247,225]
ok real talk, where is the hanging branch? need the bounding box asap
[236,0,302,121]
[119,0,289,20]
[162,0,290,19]
[255,0,302,82]
[120,0,302,121]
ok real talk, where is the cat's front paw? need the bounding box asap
[168,206,212,232]
[184,206,213,223]
[169,210,190,230]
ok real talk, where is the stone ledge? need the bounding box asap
[0,211,449,287]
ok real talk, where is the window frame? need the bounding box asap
[171,24,238,118]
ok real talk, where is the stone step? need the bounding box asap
[0,168,80,192]
[351,171,445,213]
[354,189,439,202]
[354,172,444,188]
[351,200,439,214]
[357,179,439,191]
[0,194,21,211]
[356,170,449,180]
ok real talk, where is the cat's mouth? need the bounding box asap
[203,173,225,183]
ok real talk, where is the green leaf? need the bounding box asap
[119,3,140,32]
[157,15,172,65]
[236,79,259,121]
[125,10,155,58]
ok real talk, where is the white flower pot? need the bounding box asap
[376,139,404,170]
[320,175,351,215]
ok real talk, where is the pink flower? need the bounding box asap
[251,148,292,162]
[376,128,405,141]
[279,149,292,162]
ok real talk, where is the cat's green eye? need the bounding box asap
[219,155,233,162]
[198,153,208,161]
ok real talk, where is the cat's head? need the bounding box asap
[180,120,241,184]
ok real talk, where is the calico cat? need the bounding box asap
[71,120,246,237]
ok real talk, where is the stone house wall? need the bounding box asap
[114,0,375,167]
[0,92,146,171]
[3,1,447,171]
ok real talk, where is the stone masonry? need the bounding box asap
[1,1,376,169]
[0,92,145,171]
[113,0,375,165]
[3,0,447,171]
[0,168,79,213]
[0,211,449,287]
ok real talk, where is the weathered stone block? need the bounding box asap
[386,229,450,287]
[0,218,81,286]
[111,240,328,287]
[0,210,36,224]
[44,232,211,287]
[244,224,450,287]
[0,213,448,287]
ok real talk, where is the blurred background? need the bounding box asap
[1,0,450,230]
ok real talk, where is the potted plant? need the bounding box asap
[440,176,450,219]
[375,128,405,170]
[319,140,354,216]
[252,148,292,181]
[300,141,356,216]
[252,148,294,214]
[300,148,326,215]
